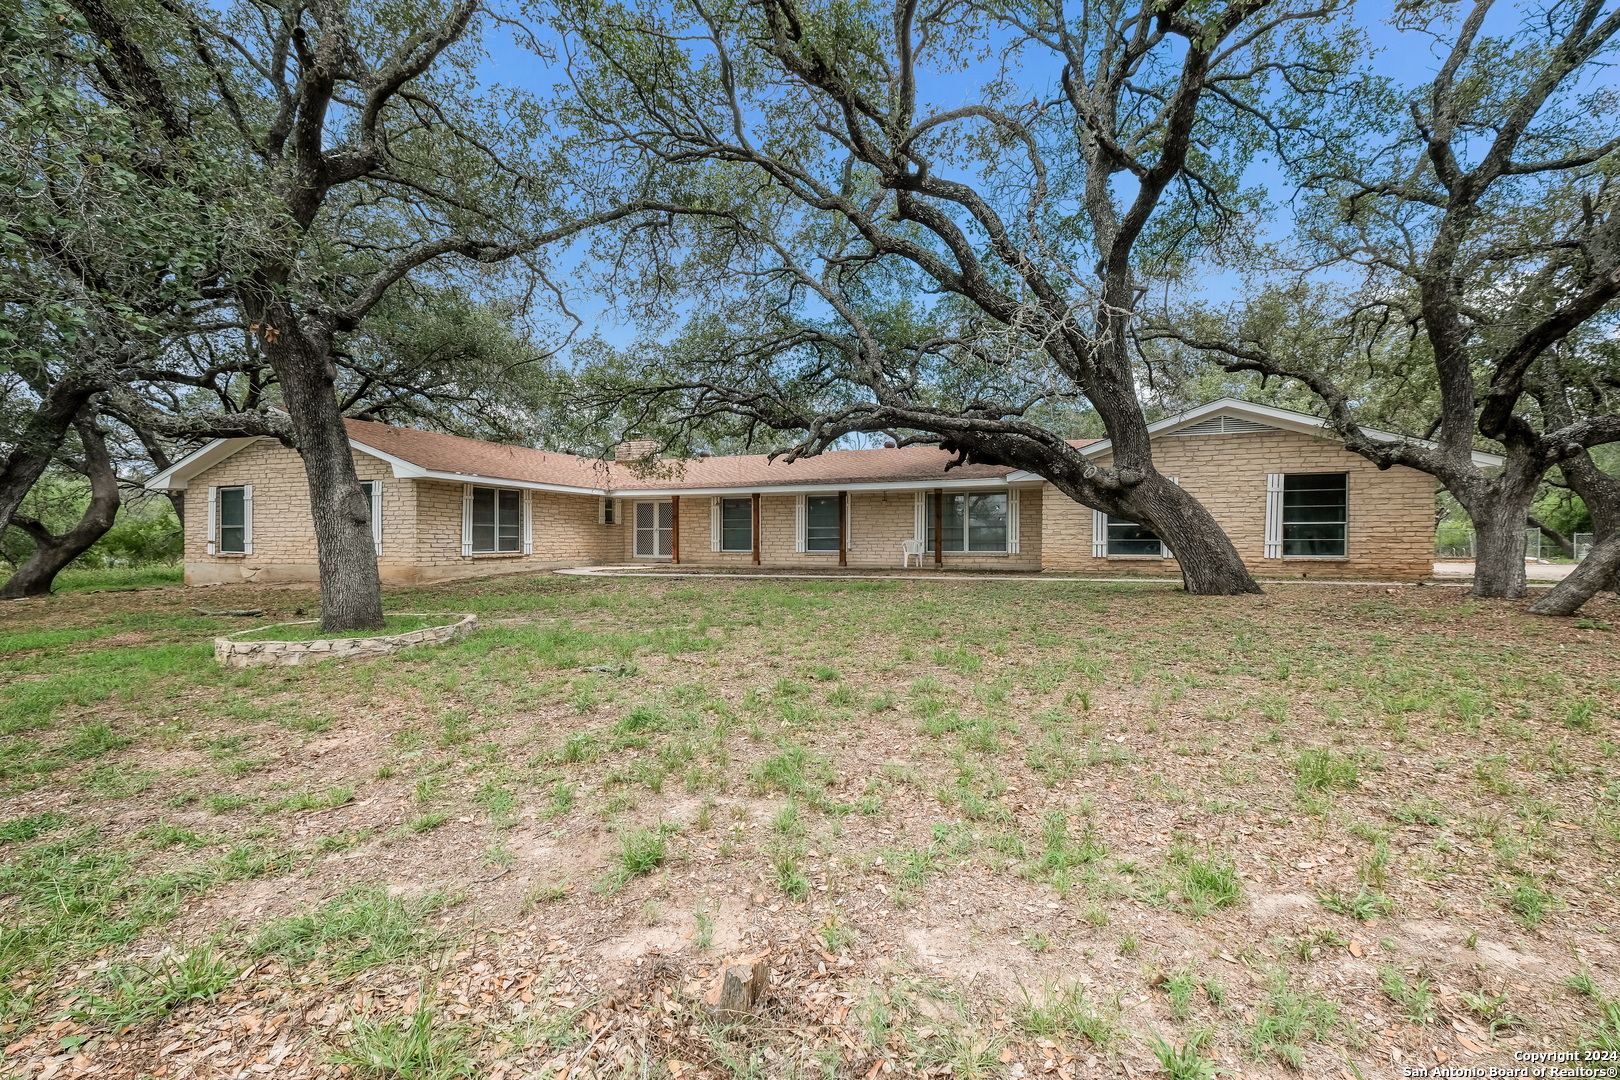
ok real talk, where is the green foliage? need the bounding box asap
[328,996,476,1080]
[67,946,240,1030]
[248,886,455,975]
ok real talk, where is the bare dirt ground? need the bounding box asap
[0,573,1616,1080]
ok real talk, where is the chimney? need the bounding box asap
[614,432,660,462]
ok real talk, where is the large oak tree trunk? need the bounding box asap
[0,420,120,598]
[1469,502,1531,599]
[1113,473,1262,595]
[1529,452,1618,617]
[265,323,384,633]
[0,377,100,541]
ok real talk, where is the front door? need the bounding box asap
[634,501,673,557]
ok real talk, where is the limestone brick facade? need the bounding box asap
[618,489,1043,571]
[174,419,1437,585]
[1039,429,1437,579]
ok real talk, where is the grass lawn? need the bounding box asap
[0,572,1616,1079]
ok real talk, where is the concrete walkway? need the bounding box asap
[1434,560,1576,581]
[557,565,1557,588]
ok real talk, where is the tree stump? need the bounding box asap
[702,954,768,1018]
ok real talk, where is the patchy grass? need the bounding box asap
[0,574,1616,1077]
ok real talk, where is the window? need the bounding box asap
[1106,516,1163,557]
[600,497,616,525]
[926,492,1008,553]
[471,486,522,553]
[1282,473,1347,556]
[806,495,840,551]
[721,497,752,552]
[634,500,673,557]
[218,486,248,553]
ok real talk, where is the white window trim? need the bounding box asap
[716,496,754,553]
[925,489,1012,554]
[633,499,673,559]
[522,490,533,555]
[798,493,853,554]
[1264,473,1284,558]
[363,480,382,555]
[599,496,616,525]
[1095,478,1175,558]
[211,484,252,555]
[1274,472,1350,558]
[461,483,525,556]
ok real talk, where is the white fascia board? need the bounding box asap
[142,437,256,491]
[616,476,1029,498]
[1077,397,1507,468]
[404,467,611,496]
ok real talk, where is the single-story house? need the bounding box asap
[145,398,1503,584]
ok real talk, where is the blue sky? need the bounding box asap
[469,2,1557,353]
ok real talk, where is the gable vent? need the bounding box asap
[1168,415,1278,437]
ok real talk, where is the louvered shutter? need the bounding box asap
[369,482,383,555]
[794,495,807,553]
[522,490,533,555]
[844,495,854,552]
[1264,473,1284,558]
[710,497,722,551]
[913,491,926,545]
[1092,509,1108,558]
[206,486,217,555]
[461,484,474,556]
[1007,489,1020,553]
[241,485,254,554]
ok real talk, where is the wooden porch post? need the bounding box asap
[670,496,680,564]
[837,491,847,567]
[751,492,761,565]
[933,488,943,567]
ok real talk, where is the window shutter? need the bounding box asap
[844,495,854,552]
[461,484,474,557]
[1092,509,1108,558]
[1264,473,1284,558]
[913,491,926,545]
[710,497,722,551]
[522,490,533,555]
[206,486,217,555]
[1007,489,1020,553]
[794,495,807,553]
[370,482,383,555]
[241,485,254,554]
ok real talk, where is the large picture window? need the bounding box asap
[1106,516,1163,557]
[218,486,247,553]
[927,492,1008,553]
[721,497,753,552]
[471,486,522,553]
[1282,473,1348,556]
[805,495,840,552]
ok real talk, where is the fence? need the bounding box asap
[1434,527,1593,561]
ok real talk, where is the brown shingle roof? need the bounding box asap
[345,418,1090,492]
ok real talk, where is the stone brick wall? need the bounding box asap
[183,439,622,585]
[620,488,1043,571]
[410,480,621,580]
[1039,429,1436,579]
[183,439,405,585]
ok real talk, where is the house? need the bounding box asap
[144,398,1504,584]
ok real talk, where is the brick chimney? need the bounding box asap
[614,433,660,462]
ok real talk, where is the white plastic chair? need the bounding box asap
[901,539,925,568]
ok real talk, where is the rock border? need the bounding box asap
[214,613,476,668]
